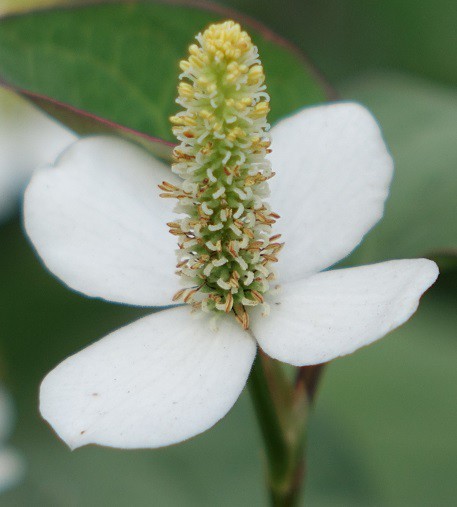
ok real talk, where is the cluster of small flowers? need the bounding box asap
[160,21,283,328]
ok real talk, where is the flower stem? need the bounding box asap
[248,355,290,484]
[248,354,325,506]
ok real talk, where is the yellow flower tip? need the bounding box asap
[201,20,253,62]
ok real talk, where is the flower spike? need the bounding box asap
[161,20,282,327]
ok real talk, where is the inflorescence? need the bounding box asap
[160,20,283,329]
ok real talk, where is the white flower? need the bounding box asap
[24,102,438,450]
[0,385,25,493]
[0,88,75,222]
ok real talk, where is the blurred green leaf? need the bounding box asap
[221,0,457,88]
[309,275,457,505]
[341,73,457,266]
[0,0,329,158]
[19,90,175,161]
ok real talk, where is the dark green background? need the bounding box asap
[0,0,456,505]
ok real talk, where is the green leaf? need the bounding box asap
[0,0,330,158]
[309,275,457,505]
[227,0,457,89]
[19,87,175,160]
[342,73,457,265]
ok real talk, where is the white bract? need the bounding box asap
[24,102,438,450]
[0,385,25,493]
[0,88,75,222]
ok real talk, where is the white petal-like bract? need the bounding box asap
[252,259,438,366]
[40,307,256,449]
[269,102,393,282]
[0,90,75,222]
[24,136,181,306]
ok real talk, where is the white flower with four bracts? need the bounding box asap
[24,102,438,450]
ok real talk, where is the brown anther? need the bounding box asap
[269,234,282,242]
[184,131,194,138]
[229,272,240,289]
[262,254,278,263]
[167,222,180,228]
[209,293,222,304]
[255,211,268,223]
[228,241,238,257]
[172,289,186,302]
[224,293,234,313]
[269,243,284,252]
[183,289,197,303]
[270,212,281,219]
[173,149,195,161]
[248,241,263,251]
[243,228,254,239]
[158,181,179,192]
[250,290,264,303]
[234,304,249,330]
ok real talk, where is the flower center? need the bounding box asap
[159,20,283,329]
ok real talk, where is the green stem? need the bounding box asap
[248,355,316,506]
[248,355,290,484]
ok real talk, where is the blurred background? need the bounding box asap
[0,0,456,505]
